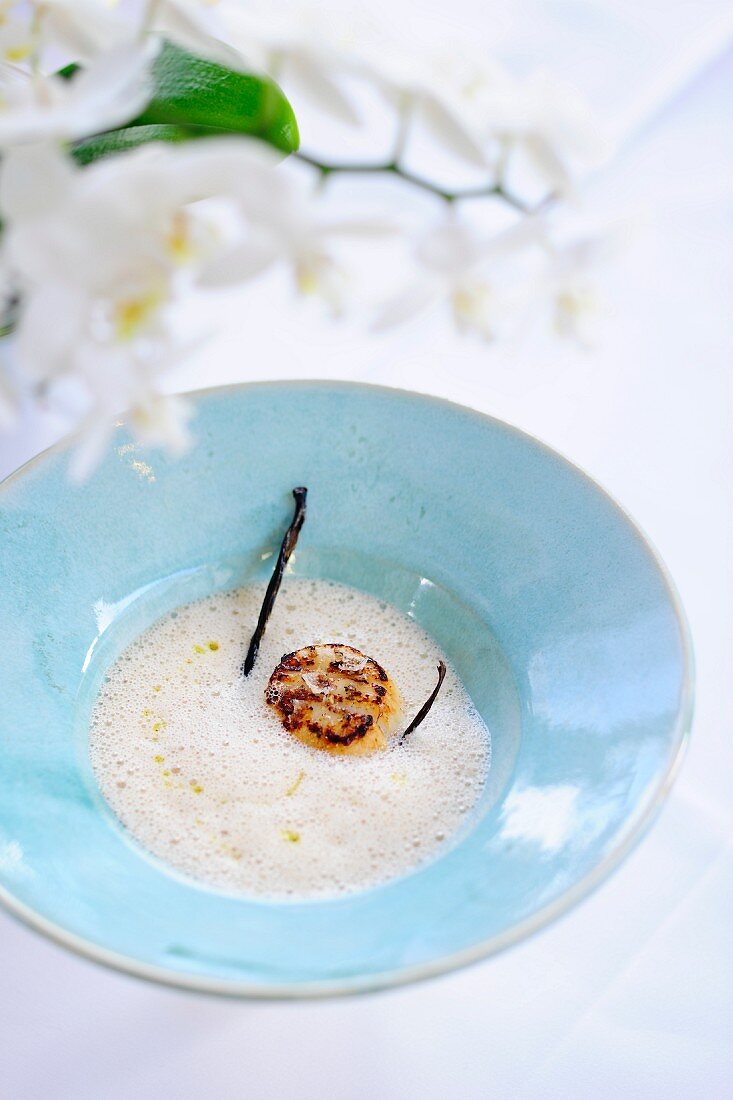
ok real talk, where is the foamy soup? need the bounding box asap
[90,578,490,898]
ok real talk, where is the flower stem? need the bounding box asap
[294,151,532,212]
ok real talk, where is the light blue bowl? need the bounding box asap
[0,382,692,997]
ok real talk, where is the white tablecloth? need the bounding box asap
[1,5,731,1097]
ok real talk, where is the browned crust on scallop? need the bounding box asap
[265,643,403,756]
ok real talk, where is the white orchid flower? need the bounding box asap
[214,3,362,126]
[552,283,601,344]
[474,70,612,195]
[374,215,542,340]
[0,137,280,286]
[0,43,155,147]
[200,207,336,314]
[0,137,280,334]
[0,1,131,65]
[0,5,35,64]
[68,352,195,482]
[0,138,291,472]
[523,220,628,345]
[347,41,608,185]
[199,159,398,314]
[143,0,249,69]
[543,242,607,347]
[31,0,132,60]
[346,38,515,169]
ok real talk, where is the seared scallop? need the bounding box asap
[265,643,403,756]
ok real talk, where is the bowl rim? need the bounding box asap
[0,379,695,1000]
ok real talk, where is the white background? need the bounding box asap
[1,3,732,1096]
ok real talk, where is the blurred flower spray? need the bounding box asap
[0,0,618,477]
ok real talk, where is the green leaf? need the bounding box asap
[69,39,299,167]
[137,40,299,150]
[72,123,190,166]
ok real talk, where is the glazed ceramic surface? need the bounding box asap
[0,382,692,996]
